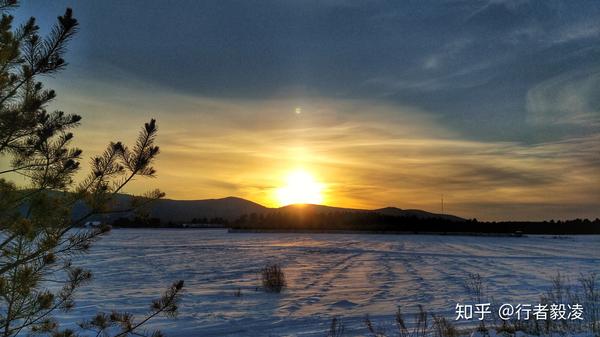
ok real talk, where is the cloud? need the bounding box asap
[7,0,599,221]
[554,21,600,44]
[15,0,600,144]
[37,75,600,221]
[526,68,600,127]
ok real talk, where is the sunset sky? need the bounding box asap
[7,1,600,220]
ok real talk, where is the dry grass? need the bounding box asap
[339,271,599,337]
[326,317,345,337]
[364,306,458,337]
[260,263,286,293]
[580,272,599,334]
[469,271,599,337]
[431,315,459,337]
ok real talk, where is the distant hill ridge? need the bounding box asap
[75,195,464,223]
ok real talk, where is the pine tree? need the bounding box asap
[0,2,183,336]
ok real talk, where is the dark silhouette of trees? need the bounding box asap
[190,217,228,225]
[112,216,163,228]
[0,2,182,336]
[231,210,600,235]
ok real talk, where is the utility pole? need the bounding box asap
[441,194,444,214]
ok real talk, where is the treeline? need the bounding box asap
[190,217,229,225]
[230,211,600,234]
[111,216,170,228]
[110,216,229,228]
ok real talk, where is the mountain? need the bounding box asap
[148,196,267,222]
[74,194,464,223]
[146,198,464,223]
[73,196,267,223]
[22,190,599,234]
[64,194,600,233]
[27,189,466,225]
[277,204,464,221]
[374,207,464,222]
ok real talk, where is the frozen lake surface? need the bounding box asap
[64,229,600,336]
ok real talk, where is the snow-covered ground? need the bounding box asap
[60,229,600,336]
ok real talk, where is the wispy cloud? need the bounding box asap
[40,77,600,220]
[7,0,599,221]
[526,68,600,127]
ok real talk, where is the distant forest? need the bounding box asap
[229,211,600,235]
[111,216,228,228]
[110,211,600,234]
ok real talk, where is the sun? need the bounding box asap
[276,170,324,206]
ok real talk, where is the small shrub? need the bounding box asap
[395,306,428,337]
[326,317,345,337]
[579,272,599,334]
[431,315,458,337]
[464,272,483,304]
[364,314,388,337]
[261,263,286,293]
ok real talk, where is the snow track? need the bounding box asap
[59,230,600,336]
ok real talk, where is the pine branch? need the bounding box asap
[0,8,77,106]
[112,281,184,337]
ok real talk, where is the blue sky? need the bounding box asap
[10,0,600,220]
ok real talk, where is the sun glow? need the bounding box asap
[276,170,324,206]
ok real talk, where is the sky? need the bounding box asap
[6,0,600,220]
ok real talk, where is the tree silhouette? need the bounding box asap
[232,209,600,234]
[0,2,182,336]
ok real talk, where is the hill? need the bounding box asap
[374,206,464,222]
[73,195,267,223]
[73,194,464,224]
[148,196,267,222]
[277,204,464,222]
[67,194,600,234]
